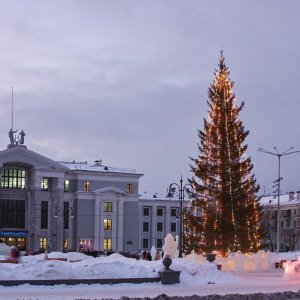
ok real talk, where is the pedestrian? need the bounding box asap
[147,252,152,261]
[142,250,148,260]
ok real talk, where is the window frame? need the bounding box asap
[142,238,149,249]
[143,207,150,216]
[104,202,113,212]
[157,208,163,217]
[39,237,48,251]
[157,238,162,249]
[83,181,90,192]
[170,222,177,232]
[143,222,149,232]
[41,178,49,191]
[104,238,112,250]
[127,183,133,193]
[41,201,48,229]
[157,222,163,232]
[104,218,112,231]
[0,168,26,189]
[171,208,178,217]
[64,180,70,192]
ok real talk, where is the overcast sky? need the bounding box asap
[0,0,299,195]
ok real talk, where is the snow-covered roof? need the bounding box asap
[58,160,139,175]
[139,192,189,202]
[260,192,300,207]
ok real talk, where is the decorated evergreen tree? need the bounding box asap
[185,52,262,255]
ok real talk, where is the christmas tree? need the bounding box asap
[185,52,262,255]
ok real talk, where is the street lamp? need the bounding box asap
[167,175,193,258]
[258,147,300,253]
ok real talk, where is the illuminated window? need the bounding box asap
[104,202,112,212]
[83,181,90,192]
[104,238,112,250]
[104,219,112,231]
[79,239,93,252]
[127,184,133,193]
[39,237,48,251]
[63,238,68,252]
[41,178,49,191]
[0,168,26,189]
[64,180,70,192]
[17,238,26,250]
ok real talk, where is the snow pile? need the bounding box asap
[0,252,233,283]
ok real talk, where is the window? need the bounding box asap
[39,238,48,251]
[0,199,25,228]
[171,208,178,217]
[104,238,112,250]
[41,178,49,191]
[63,238,68,252]
[143,222,149,232]
[41,201,48,229]
[63,202,69,229]
[143,238,149,249]
[157,238,162,248]
[64,180,70,192]
[127,183,133,193]
[0,168,26,189]
[104,219,112,231]
[83,181,90,192]
[157,208,163,217]
[171,222,176,232]
[157,222,163,232]
[104,202,113,212]
[143,207,150,216]
[79,239,93,252]
[17,238,26,250]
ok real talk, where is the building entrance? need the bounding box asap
[0,231,28,250]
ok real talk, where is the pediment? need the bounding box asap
[0,146,67,171]
[94,186,126,195]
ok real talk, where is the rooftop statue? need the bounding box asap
[8,128,26,147]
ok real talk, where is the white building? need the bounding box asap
[260,191,300,252]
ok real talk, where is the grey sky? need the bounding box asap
[0,0,299,195]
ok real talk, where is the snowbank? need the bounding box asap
[0,252,233,283]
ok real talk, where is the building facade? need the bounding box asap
[0,134,187,254]
[138,193,189,251]
[260,191,300,252]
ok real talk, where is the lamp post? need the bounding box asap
[167,175,192,258]
[258,147,300,253]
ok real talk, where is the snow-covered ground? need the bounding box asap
[0,251,299,300]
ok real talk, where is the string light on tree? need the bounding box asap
[185,51,262,255]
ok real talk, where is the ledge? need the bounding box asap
[0,277,160,286]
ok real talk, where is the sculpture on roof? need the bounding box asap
[8,128,26,147]
[8,128,18,145]
[19,130,26,145]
